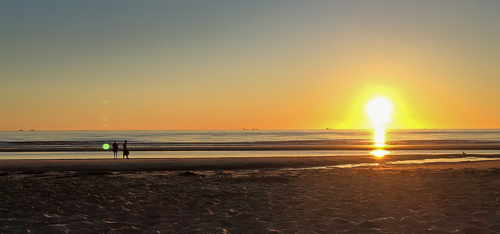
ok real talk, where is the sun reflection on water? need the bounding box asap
[366,97,392,157]
[374,125,386,147]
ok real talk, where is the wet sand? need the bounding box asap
[2,156,500,233]
[1,154,500,172]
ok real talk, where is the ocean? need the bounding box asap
[1,129,499,159]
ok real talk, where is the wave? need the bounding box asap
[2,129,500,153]
[1,139,500,152]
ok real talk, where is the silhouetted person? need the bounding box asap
[112,141,118,159]
[123,140,129,159]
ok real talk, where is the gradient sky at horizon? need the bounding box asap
[1,1,499,130]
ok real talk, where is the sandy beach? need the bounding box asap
[2,155,500,233]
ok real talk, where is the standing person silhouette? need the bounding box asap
[123,140,129,159]
[112,141,119,159]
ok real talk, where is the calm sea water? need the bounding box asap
[2,129,369,143]
[1,129,499,159]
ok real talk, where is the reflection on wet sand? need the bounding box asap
[387,156,500,165]
[370,149,390,157]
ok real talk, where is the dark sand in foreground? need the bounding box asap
[2,155,500,233]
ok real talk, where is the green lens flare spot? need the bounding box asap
[103,143,110,150]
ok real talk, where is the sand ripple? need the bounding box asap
[1,168,500,233]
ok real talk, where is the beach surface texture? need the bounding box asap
[2,155,500,233]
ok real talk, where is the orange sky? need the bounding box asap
[1,1,499,130]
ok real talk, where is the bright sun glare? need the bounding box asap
[366,97,393,157]
[366,97,392,125]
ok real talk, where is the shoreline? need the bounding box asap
[1,154,500,172]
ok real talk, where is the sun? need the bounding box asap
[366,97,393,125]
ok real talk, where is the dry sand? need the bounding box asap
[1,156,500,233]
